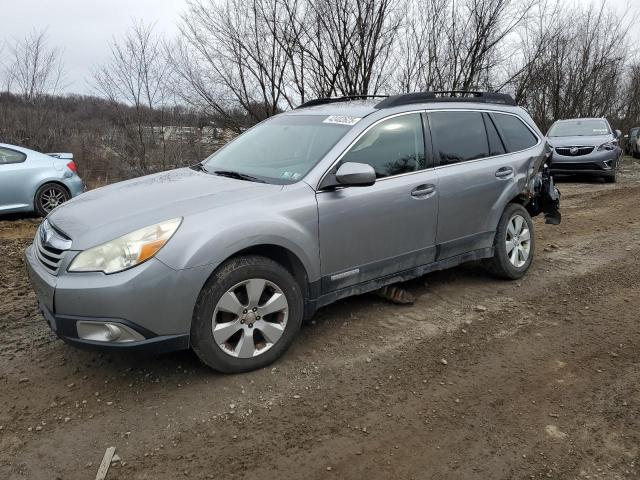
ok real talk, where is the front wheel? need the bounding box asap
[486,203,535,279]
[34,183,70,216]
[191,255,303,373]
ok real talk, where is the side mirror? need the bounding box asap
[334,162,376,187]
[615,129,622,138]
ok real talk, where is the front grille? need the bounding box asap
[555,146,595,157]
[552,162,602,171]
[34,221,71,275]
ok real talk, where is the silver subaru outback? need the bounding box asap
[25,91,561,373]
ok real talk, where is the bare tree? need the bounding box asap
[93,21,186,175]
[3,29,65,101]
[394,0,542,93]
[0,29,66,149]
[174,0,301,131]
[174,0,402,129]
[507,1,630,130]
[292,0,402,97]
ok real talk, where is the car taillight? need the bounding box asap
[66,161,77,173]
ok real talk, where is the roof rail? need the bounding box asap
[375,91,517,109]
[296,95,388,109]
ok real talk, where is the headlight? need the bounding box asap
[68,218,182,274]
[597,141,616,151]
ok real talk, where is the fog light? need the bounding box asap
[603,160,612,170]
[76,321,145,343]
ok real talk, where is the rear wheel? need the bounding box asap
[34,183,70,216]
[486,203,535,279]
[191,255,303,373]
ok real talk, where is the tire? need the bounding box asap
[191,255,303,373]
[486,203,535,280]
[34,183,70,217]
[604,171,617,183]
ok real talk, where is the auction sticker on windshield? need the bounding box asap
[323,115,361,126]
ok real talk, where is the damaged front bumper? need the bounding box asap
[528,164,561,225]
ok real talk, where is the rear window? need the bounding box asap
[491,113,538,152]
[0,147,27,165]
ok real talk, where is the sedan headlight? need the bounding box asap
[597,141,617,151]
[69,218,182,274]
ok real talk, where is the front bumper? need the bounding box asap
[550,148,620,175]
[37,302,189,353]
[25,244,214,353]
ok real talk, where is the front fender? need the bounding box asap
[156,185,321,282]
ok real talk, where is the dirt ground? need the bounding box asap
[1,159,640,480]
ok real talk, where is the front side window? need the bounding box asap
[491,113,538,152]
[0,147,27,165]
[429,111,488,165]
[339,113,426,178]
[202,115,353,184]
[547,119,611,137]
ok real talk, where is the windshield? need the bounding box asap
[547,119,610,137]
[202,115,354,184]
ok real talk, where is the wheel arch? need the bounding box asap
[194,242,317,322]
[33,180,71,211]
[35,179,71,199]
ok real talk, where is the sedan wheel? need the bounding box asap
[35,183,70,216]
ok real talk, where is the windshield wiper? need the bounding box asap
[190,162,209,173]
[212,170,265,183]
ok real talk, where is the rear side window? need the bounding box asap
[491,113,538,152]
[0,147,27,165]
[429,111,488,165]
[340,113,425,178]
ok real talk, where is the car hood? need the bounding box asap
[48,168,283,250]
[547,135,613,147]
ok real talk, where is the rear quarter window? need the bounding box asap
[491,113,538,153]
[0,147,27,165]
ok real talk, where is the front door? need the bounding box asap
[316,112,439,292]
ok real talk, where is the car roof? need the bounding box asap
[282,100,380,117]
[554,117,607,123]
[0,143,30,152]
[283,99,522,118]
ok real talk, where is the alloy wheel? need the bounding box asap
[40,187,67,212]
[212,278,289,358]
[505,214,531,268]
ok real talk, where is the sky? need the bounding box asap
[0,0,638,96]
[0,0,186,95]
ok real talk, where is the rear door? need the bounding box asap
[316,112,439,292]
[428,110,537,258]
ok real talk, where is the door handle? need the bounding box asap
[411,184,436,197]
[495,167,513,178]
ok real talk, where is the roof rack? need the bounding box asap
[375,91,517,109]
[296,95,388,109]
